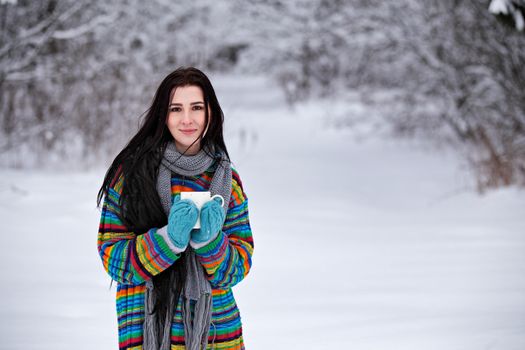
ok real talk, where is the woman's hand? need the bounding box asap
[168,194,199,250]
[190,196,225,247]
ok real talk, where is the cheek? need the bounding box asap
[166,114,177,127]
[199,114,207,126]
[190,113,204,128]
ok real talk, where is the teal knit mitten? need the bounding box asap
[168,194,199,250]
[191,196,226,245]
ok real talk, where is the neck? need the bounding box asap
[175,143,200,156]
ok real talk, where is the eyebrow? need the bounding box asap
[169,101,204,106]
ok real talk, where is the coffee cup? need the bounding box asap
[179,191,224,229]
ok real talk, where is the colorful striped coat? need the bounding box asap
[97,162,254,349]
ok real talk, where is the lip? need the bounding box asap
[180,129,197,135]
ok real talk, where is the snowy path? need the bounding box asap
[1,74,524,349]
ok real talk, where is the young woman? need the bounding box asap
[96,67,254,350]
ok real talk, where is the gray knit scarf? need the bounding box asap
[143,140,232,350]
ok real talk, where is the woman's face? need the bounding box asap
[166,85,209,155]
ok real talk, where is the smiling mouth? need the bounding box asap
[180,129,197,135]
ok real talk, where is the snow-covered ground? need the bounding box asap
[1,74,524,349]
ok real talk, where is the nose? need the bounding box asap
[181,110,192,124]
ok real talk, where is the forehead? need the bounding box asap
[170,85,204,103]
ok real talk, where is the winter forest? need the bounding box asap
[1,0,525,349]
[1,0,525,190]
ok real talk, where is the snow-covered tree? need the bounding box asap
[234,0,525,191]
[381,0,525,191]
[0,0,243,167]
[0,1,114,165]
[234,0,398,102]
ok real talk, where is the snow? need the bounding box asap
[489,0,525,30]
[1,74,524,349]
[489,0,510,15]
[517,14,525,31]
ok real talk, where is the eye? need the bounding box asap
[169,106,181,112]
[193,105,203,111]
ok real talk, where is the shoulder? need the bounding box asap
[231,164,244,190]
[108,166,125,197]
[100,167,125,211]
[229,163,248,207]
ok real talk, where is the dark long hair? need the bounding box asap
[97,66,230,319]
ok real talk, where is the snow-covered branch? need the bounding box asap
[489,0,525,30]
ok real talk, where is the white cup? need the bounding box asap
[179,191,224,229]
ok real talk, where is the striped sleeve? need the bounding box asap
[97,173,181,285]
[195,167,254,289]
